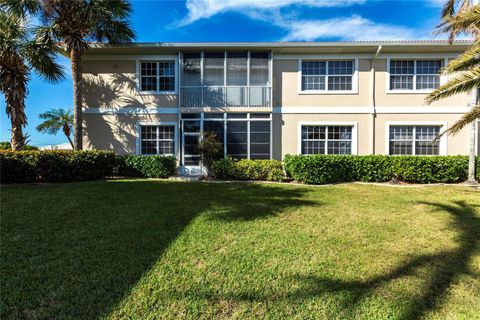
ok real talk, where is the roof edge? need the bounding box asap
[88,40,474,49]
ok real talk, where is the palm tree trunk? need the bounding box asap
[63,123,74,149]
[466,87,479,184]
[10,116,25,151]
[66,134,74,149]
[71,49,83,150]
[2,64,28,151]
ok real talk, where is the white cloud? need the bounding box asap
[178,0,442,41]
[180,0,366,25]
[280,15,422,41]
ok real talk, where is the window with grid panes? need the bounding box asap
[140,125,175,155]
[301,125,353,155]
[389,59,441,91]
[301,60,354,92]
[389,125,441,155]
[140,61,175,92]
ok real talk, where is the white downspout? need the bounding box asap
[370,45,382,154]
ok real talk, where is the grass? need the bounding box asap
[1,180,479,319]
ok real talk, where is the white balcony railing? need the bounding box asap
[180,86,271,108]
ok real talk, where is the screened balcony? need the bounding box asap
[180,51,272,108]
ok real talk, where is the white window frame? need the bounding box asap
[136,56,178,95]
[298,58,359,95]
[136,122,178,157]
[385,122,448,156]
[386,56,448,94]
[297,122,358,155]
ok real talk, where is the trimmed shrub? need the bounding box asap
[284,154,476,185]
[115,155,176,178]
[0,150,116,183]
[0,151,38,183]
[352,155,394,182]
[392,156,469,183]
[284,154,355,184]
[212,157,284,182]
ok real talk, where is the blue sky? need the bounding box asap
[1,0,449,146]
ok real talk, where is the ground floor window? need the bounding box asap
[140,125,175,155]
[301,125,353,155]
[181,113,271,166]
[389,125,441,155]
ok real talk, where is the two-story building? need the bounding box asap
[82,41,479,175]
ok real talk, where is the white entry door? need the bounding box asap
[180,119,204,175]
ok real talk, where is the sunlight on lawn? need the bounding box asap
[1,181,479,320]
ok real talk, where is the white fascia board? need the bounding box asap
[273,106,469,114]
[83,108,179,115]
[83,54,178,61]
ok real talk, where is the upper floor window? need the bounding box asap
[140,61,175,93]
[389,59,442,91]
[301,60,355,92]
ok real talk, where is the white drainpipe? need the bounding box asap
[370,45,383,154]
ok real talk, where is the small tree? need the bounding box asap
[36,108,74,148]
[198,132,223,175]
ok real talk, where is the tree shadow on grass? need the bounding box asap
[144,199,479,319]
[0,181,316,319]
[289,200,480,319]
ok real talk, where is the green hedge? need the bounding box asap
[284,154,479,185]
[0,150,116,183]
[212,157,284,182]
[115,155,176,178]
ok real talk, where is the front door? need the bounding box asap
[180,118,203,175]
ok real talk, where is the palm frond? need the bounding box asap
[437,4,480,39]
[36,118,62,134]
[0,0,41,17]
[444,43,480,73]
[441,0,458,20]
[426,68,480,103]
[24,26,65,83]
[87,0,135,43]
[445,105,480,134]
[36,108,73,135]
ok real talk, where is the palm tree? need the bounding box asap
[0,9,63,151]
[36,108,74,148]
[39,0,135,150]
[426,1,479,183]
[3,0,136,150]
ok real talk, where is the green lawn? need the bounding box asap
[1,180,479,319]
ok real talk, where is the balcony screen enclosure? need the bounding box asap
[180,52,270,108]
[180,113,271,167]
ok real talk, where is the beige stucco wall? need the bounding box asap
[373,58,470,107]
[273,57,470,108]
[81,52,475,159]
[374,113,470,155]
[82,60,178,109]
[84,112,472,157]
[273,59,371,107]
[272,112,471,160]
[83,113,178,155]
[273,113,372,159]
